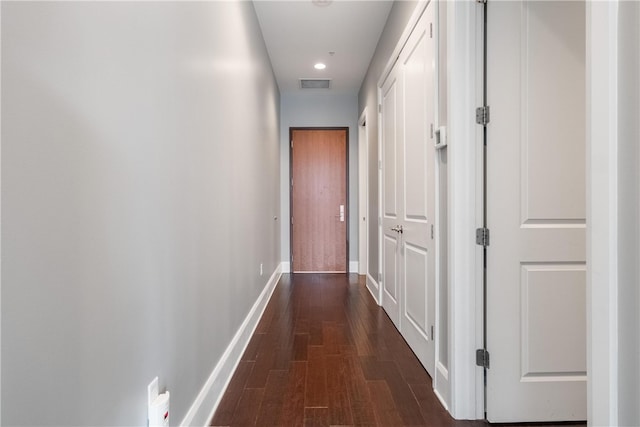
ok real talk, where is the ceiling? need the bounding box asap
[253,0,394,94]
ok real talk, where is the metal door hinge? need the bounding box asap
[291,140,294,148]
[476,349,490,368]
[476,106,490,125]
[431,224,434,239]
[476,227,490,247]
[430,325,434,340]
[430,123,434,139]
[378,160,382,170]
[430,23,433,38]
[378,104,382,113]
[291,217,294,225]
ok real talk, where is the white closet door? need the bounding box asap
[398,4,436,377]
[380,2,436,377]
[381,64,403,329]
[486,1,587,422]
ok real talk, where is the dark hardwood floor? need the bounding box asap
[210,273,585,427]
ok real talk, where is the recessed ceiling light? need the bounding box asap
[314,63,326,70]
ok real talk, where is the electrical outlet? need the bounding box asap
[260,263,263,276]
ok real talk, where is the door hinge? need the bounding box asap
[476,227,490,247]
[476,349,490,368]
[378,104,382,113]
[291,178,293,187]
[431,224,434,239]
[430,325,434,340]
[430,123,434,139]
[378,273,382,282]
[476,106,490,126]
[378,160,382,170]
[291,217,294,225]
[429,22,433,39]
[291,140,293,149]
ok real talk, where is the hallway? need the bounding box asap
[1,1,637,425]
[209,274,584,427]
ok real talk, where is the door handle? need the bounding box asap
[390,225,403,234]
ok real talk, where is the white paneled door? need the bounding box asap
[381,65,402,330]
[381,3,436,377]
[485,1,587,422]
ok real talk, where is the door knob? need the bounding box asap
[391,225,403,233]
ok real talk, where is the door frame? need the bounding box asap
[443,0,486,419]
[358,111,369,276]
[289,127,349,272]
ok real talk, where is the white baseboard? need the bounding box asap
[365,273,380,305]
[179,264,283,427]
[281,261,290,273]
[349,261,359,273]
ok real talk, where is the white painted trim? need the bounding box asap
[377,85,384,306]
[281,261,290,273]
[349,261,359,273]
[179,264,283,427]
[0,2,3,421]
[433,0,449,411]
[446,0,484,420]
[0,2,3,420]
[435,360,450,411]
[378,0,430,88]
[358,109,369,276]
[365,273,380,305]
[586,2,620,425]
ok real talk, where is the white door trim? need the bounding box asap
[586,2,620,425]
[358,109,369,276]
[446,0,484,419]
[376,86,384,305]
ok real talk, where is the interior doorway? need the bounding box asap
[290,128,348,272]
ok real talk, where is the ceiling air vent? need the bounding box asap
[299,79,331,89]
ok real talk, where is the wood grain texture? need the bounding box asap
[210,274,586,427]
[291,129,347,272]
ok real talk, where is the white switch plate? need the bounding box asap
[148,377,159,409]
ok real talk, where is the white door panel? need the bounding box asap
[383,233,400,327]
[380,2,436,378]
[382,67,402,328]
[400,5,436,376]
[486,0,586,422]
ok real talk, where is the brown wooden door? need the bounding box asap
[291,129,347,272]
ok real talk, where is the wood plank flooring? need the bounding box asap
[210,273,586,427]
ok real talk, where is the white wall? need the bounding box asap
[1,2,280,425]
[280,92,358,268]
